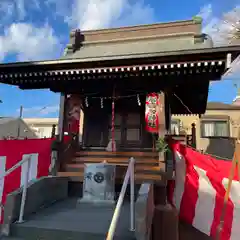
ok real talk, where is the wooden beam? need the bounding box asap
[158,92,167,172]
[58,93,66,142]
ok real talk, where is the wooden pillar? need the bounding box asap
[51,124,56,138]
[58,93,67,142]
[164,93,171,133]
[152,204,179,240]
[53,93,67,172]
[191,123,196,149]
[158,92,166,171]
[162,93,173,176]
[151,93,179,240]
[158,93,166,134]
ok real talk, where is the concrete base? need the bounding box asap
[78,197,115,205]
[2,176,68,237]
[152,204,179,240]
[9,198,135,240]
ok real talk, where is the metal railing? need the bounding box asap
[0,155,32,223]
[106,157,135,240]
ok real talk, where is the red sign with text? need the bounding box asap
[145,93,159,133]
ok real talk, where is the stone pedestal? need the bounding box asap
[79,163,116,204]
[135,184,154,240]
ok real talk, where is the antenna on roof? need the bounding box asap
[17,105,23,138]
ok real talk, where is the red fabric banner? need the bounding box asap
[145,93,159,133]
[0,138,53,222]
[65,94,81,135]
[168,141,240,240]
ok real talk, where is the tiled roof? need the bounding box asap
[207,102,240,110]
[0,117,17,124]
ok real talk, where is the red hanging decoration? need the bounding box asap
[145,93,159,133]
[65,94,81,135]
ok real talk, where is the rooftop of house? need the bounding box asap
[0,117,17,124]
[23,118,58,125]
[207,102,240,110]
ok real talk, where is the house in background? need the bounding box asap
[23,111,84,140]
[23,118,58,138]
[172,93,240,160]
[0,117,37,139]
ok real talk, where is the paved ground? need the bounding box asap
[9,198,135,239]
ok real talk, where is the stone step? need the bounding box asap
[58,171,162,183]
[9,198,136,240]
[66,163,162,170]
[75,151,158,158]
[63,159,165,183]
[1,237,23,240]
[73,157,160,164]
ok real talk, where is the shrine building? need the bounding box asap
[0,18,239,182]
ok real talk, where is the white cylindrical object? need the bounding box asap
[18,156,31,223]
[130,157,135,231]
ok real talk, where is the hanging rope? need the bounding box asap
[111,88,115,152]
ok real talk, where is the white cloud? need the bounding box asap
[0,23,62,61]
[17,105,59,117]
[0,0,63,62]
[198,4,213,21]
[0,0,154,62]
[48,0,155,30]
[198,5,240,77]
[0,0,41,24]
[198,4,240,46]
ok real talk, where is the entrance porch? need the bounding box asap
[82,96,153,150]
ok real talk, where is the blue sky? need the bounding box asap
[0,0,239,118]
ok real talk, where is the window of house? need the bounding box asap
[201,120,229,137]
[171,119,180,135]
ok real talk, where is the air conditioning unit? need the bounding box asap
[31,127,39,132]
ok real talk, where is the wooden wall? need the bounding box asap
[82,101,153,149]
[83,107,109,147]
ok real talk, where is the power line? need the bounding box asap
[173,92,236,161]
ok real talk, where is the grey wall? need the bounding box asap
[135,183,154,240]
[1,176,68,236]
[0,119,37,139]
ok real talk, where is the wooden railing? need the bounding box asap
[165,123,196,178]
[168,122,197,148]
[50,133,79,174]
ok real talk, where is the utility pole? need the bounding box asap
[17,105,23,138]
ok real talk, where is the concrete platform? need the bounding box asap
[8,198,135,240]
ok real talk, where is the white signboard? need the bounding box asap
[80,163,116,204]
